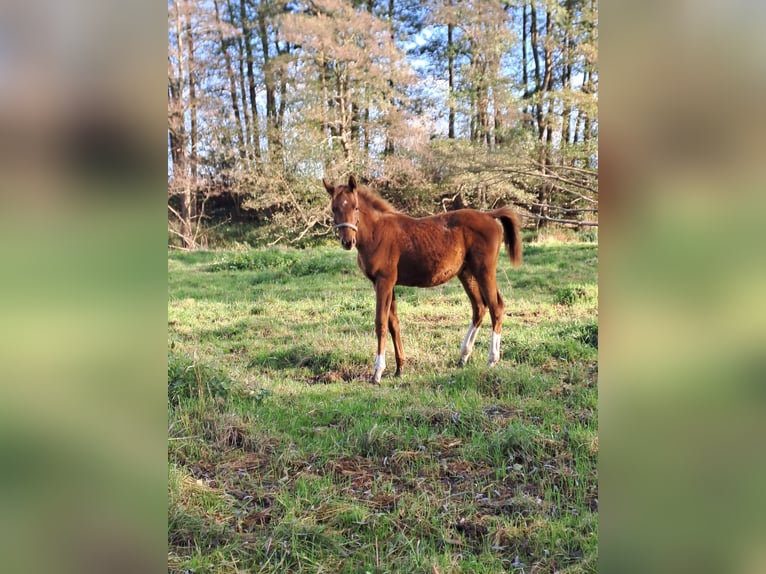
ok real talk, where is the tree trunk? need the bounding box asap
[240,0,261,161]
[542,6,553,145]
[228,0,255,163]
[562,1,573,147]
[529,3,542,91]
[351,102,361,152]
[167,77,185,178]
[335,67,353,165]
[184,0,198,223]
[521,2,528,90]
[543,7,553,93]
[529,3,544,141]
[383,0,396,156]
[275,38,288,158]
[447,0,455,139]
[169,0,193,248]
[257,6,280,162]
[363,106,370,155]
[214,0,247,161]
[521,2,534,131]
[320,54,332,156]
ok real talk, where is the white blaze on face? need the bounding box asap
[460,322,480,364]
[488,331,501,366]
[373,353,386,383]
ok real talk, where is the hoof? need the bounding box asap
[394,368,403,377]
[370,375,381,385]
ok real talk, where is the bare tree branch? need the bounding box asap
[290,218,319,243]
[518,212,598,227]
[530,159,598,177]
[522,201,598,214]
[492,166,597,196]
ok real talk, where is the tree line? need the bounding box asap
[168,0,598,248]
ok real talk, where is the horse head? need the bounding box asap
[324,175,360,250]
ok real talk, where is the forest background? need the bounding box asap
[167,0,598,248]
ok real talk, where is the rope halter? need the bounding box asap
[333,208,359,232]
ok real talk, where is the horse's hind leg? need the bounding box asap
[458,271,487,366]
[477,272,505,366]
[488,289,505,366]
[388,291,405,376]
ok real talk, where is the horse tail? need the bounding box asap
[490,208,523,268]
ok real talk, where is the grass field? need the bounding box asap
[168,238,598,573]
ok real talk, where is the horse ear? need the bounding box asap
[348,174,357,191]
[322,178,334,196]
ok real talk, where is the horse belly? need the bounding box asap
[397,246,464,287]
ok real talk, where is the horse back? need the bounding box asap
[382,210,501,287]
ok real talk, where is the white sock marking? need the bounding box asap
[373,353,386,382]
[460,322,480,363]
[488,331,501,366]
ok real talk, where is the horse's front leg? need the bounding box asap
[372,276,395,384]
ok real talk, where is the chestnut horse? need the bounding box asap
[324,175,522,384]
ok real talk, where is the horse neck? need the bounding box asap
[356,195,384,249]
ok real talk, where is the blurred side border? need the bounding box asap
[601,1,766,573]
[0,1,167,573]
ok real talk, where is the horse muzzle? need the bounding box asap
[334,222,358,250]
[340,236,356,250]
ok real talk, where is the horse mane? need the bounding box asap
[357,186,397,214]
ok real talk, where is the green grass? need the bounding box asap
[168,241,598,573]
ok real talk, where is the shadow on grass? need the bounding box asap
[247,344,369,382]
[414,363,531,395]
